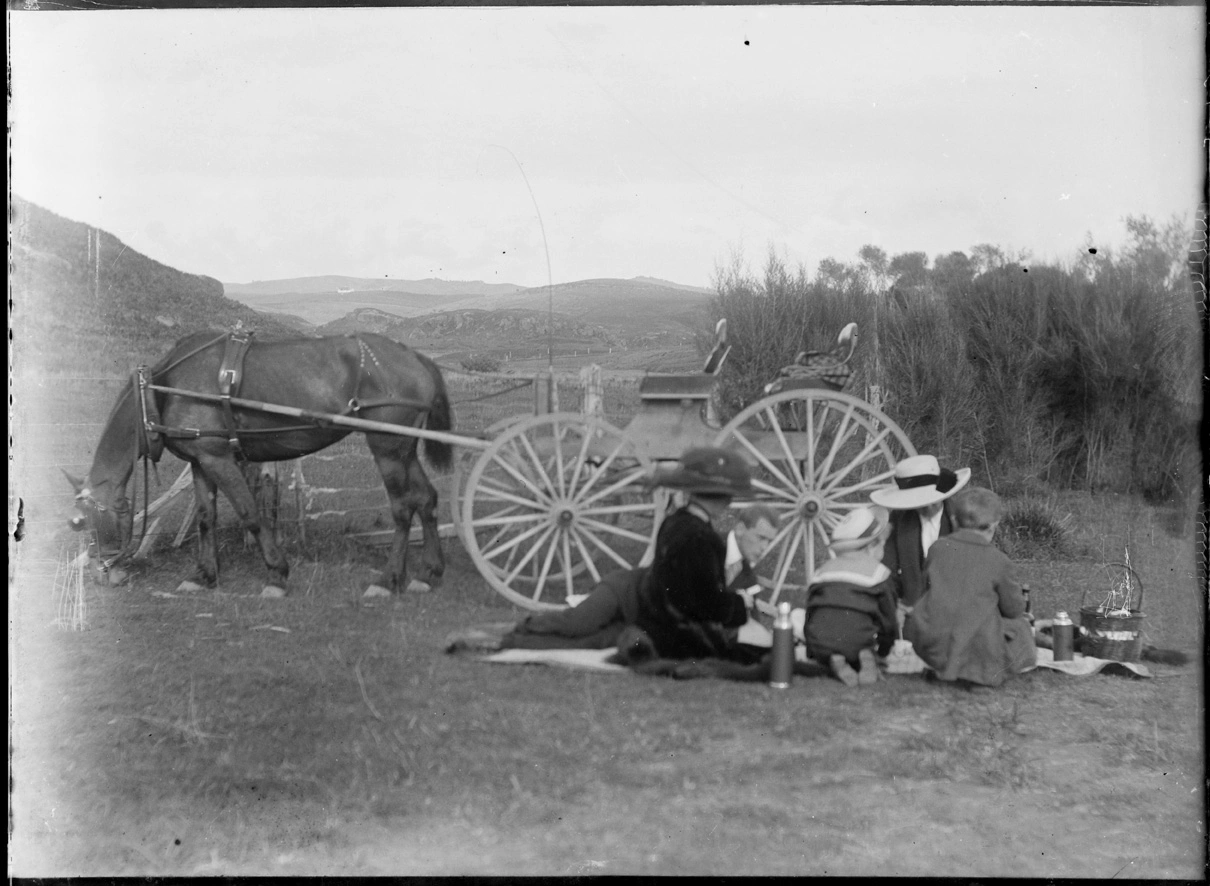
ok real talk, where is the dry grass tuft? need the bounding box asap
[53,542,91,631]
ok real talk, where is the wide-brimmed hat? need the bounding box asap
[829,505,891,552]
[649,447,752,497]
[869,455,971,510]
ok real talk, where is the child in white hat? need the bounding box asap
[804,505,899,687]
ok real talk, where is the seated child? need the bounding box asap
[804,506,898,687]
[904,487,1037,687]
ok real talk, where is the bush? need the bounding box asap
[998,499,1073,561]
[460,355,501,373]
[879,289,983,474]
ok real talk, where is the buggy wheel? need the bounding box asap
[715,389,915,608]
[461,413,657,610]
[449,415,527,549]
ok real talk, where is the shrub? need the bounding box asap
[460,355,501,373]
[997,498,1073,561]
[878,289,983,474]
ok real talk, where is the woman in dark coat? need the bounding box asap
[871,454,971,609]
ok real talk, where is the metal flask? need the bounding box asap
[769,601,795,688]
[1052,610,1075,662]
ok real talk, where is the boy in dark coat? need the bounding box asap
[904,487,1037,687]
[804,505,899,687]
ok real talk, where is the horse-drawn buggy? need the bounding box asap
[68,322,917,612]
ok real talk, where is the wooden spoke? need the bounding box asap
[463,413,655,610]
[717,390,915,602]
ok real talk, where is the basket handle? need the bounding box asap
[1080,563,1144,612]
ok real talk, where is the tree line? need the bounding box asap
[705,213,1203,505]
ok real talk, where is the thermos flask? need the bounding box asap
[769,601,794,688]
[1052,610,1074,661]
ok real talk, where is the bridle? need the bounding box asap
[74,365,158,573]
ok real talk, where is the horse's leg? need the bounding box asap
[196,453,290,597]
[405,449,444,588]
[365,434,426,594]
[187,463,221,588]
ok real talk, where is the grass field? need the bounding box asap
[9,479,1205,876]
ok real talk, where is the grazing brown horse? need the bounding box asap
[66,330,453,597]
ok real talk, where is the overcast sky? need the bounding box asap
[10,6,1206,289]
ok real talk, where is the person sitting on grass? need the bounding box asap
[619,446,767,666]
[903,487,1037,687]
[870,454,971,617]
[803,505,898,688]
[486,502,780,652]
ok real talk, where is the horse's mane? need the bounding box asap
[93,332,226,464]
[151,330,228,374]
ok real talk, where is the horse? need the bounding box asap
[65,330,454,597]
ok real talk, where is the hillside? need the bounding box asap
[230,275,718,351]
[316,306,620,361]
[488,278,715,338]
[223,277,524,325]
[223,288,490,326]
[225,276,522,298]
[10,196,301,375]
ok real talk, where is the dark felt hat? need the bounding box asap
[650,447,752,496]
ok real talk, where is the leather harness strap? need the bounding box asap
[141,332,430,442]
[218,331,255,455]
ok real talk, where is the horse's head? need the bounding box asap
[64,470,131,560]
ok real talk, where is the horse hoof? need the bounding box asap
[362,584,392,599]
[261,585,287,599]
[107,567,129,587]
[406,579,433,594]
[177,580,206,593]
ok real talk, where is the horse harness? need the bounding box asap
[84,332,430,571]
[135,332,430,460]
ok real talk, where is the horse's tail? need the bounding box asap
[419,352,454,473]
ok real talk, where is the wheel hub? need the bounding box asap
[798,492,824,522]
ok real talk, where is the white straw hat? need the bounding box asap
[829,505,891,553]
[869,455,971,510]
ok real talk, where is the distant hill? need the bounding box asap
[10,196,302,375]
[223,288,490,326]
[223,277,524,326]
[631,276,712,294]
[318,306,615,351]
[231,274,719,350]
[225,276,522,298]
[487,278,715,339]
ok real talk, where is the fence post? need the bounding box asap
[535,369,559,414]
[292,460,308,545]
[580,364,603,420]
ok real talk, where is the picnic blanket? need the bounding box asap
[1032,646,1152,679]
[479,647,630,673]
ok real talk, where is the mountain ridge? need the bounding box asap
[223,275,716,329]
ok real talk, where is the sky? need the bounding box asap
[10,6,1206,290]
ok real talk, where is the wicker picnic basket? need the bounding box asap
[1078,563,1145,663]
